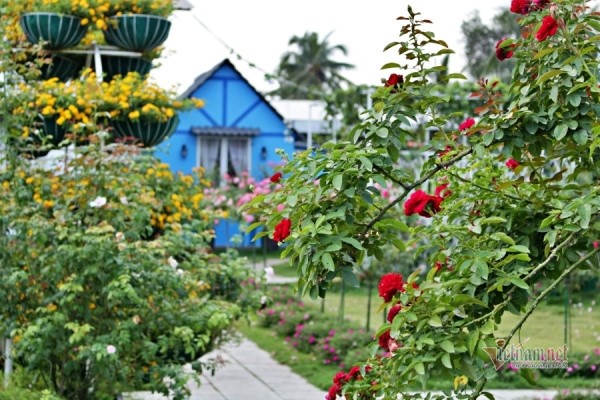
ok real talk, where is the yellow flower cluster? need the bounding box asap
[12,70,204,136]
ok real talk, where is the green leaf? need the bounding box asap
[480,217,507,225]
[450,295,487,307]
[341,269,360,287]
[553,124,569,140]
[507,245,530,254]
[381,60,401,68]
[510,277,530,290]
[441,353,452,369]
[321,253,335,271]
[491,232,515,245]
[375,219,410,232]
[428,315,442,327]
[550,85,559,102]
[573,129,588,145]
[358,156,373,171]
[578,203,592,229]
[287,194,298,207]
[341,237,363,250]
[538,69,562,84]
[467,330,480,356]
[332,174,343,191]
[440,340,455,353]
[446,73,467,80]
[414,362,425,375]
[376,127,389,138]
[480,320,495,335]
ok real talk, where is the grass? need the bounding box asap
[497,303,600,354]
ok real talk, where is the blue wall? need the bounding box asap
[156,60,294,247]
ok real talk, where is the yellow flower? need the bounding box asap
[43,200,54,209]
[88,303,96,310]
[128,110,140,120]
[95,19,106,29]
[25,177,34,184]
[2,181,9,190]
[47,303,58,312]
[453,375,468,390]
[80,18,89,25]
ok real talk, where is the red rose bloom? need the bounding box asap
[273,218,291,242]
[459,117,476,131]
[347,366,362,380]
[495,38,515,61]
[385,73,404,87]
[506,158,520,170]
[435,183,452,199]
[510,0,532,14]
[333,371,348,386]
[378,329,392,352]
[326,384,340,400]
[404,190,442,218]
[378,273,404,302]
[387,304,402,323]
[536,15,558,41]
[270,172,282,183]
[533,0,550,9]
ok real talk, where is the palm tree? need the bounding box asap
[271,31,355,99]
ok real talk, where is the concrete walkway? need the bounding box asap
[126,338,327,400]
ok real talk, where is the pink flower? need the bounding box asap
[593,241,599,249]
[106,345,116,354]
[276,204,285,212]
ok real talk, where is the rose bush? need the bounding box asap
[244,1,600,399]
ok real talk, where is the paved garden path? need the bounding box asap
[127,337,327,400]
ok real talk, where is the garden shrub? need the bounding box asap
[0,149,264,400]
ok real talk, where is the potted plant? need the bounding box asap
[19,0,92,49]
[100,72,204,147]
[101,0,174,52]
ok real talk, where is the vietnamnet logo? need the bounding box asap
[483,338,569,370]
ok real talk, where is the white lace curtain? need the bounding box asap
[228,139,248,176]
[200,138,220,177]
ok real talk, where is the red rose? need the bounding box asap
[387,304,402,323]
[459,117,476,131]
[506,158,520,170]
[270,172,282,183]
[333,371,348,386]
[536,15,558,41]
[347,366,362,380]
[495,38,515,61]
[385,73,404,87]
[404,190,442,218]
[273,218,291,242]
[326,384,341,400]
[378,329,392,352]
[510,0,532,14]
[378,273,404,302]
[533,0,550,9]
[435,183,452,199]
[593,241,599,249]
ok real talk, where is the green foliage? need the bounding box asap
[0,149,265,400]
[244,1,600,399]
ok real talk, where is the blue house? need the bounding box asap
[156,58,295,247]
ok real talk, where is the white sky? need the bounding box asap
[151,1,522,94]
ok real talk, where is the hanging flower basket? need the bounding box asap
[20,12,88,50]
[102,55,153,81]
[103,14,171,52]
[40,54,83,81]
[112,115,179,148]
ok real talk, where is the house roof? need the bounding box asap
[191,127,260,137]
[180,58,290,127]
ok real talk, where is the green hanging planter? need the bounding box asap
[102,55,153,81]
[21,117,67,159]
[20,12,88,50]
[38,117,67,146]
[112,115,179,148]
[40,54,83,81]
[103,14,171,52]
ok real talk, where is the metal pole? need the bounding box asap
[307,104,313,149]
[366,280,372,331]
[4,338,12,388]
[564,277,569,348]
[338,280,345,323]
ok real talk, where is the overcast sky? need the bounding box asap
[150,1,532,94]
